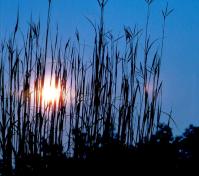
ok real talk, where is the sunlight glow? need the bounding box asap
[42,78,61,104]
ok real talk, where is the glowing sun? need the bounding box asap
[42,78,61,104]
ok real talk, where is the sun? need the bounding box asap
[42,78,61,104]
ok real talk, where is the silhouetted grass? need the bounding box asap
[2,0,196,175]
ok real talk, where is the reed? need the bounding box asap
[0,0,173,174]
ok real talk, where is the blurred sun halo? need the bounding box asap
[42,78,61,104]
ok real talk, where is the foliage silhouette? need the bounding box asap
[0,0,198,175]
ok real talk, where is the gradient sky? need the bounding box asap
[0,0,199,134]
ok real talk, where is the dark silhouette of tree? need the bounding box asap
[175,125,199,171]
[135,124,177,171]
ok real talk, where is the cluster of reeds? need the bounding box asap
[0,0,173,174]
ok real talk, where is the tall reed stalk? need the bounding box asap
[0,0,173,174]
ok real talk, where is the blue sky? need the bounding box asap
[0,0,199,134]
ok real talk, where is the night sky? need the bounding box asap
[0,0,199,135]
